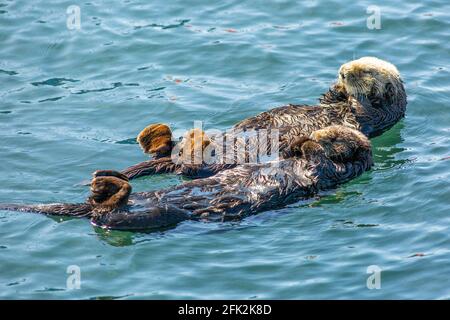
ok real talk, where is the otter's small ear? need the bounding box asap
[137,123,173,158]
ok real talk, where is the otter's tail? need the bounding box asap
[0,203,93,217]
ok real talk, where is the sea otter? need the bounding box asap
[0,126,373,231]
[121,57,406,180]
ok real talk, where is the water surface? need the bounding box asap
[0,0,449,299]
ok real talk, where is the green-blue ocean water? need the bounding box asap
[0,0,449,299]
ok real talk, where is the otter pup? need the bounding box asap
[121,57,405,180]
[0,126,373,231]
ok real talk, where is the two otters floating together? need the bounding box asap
[1,57,407,231]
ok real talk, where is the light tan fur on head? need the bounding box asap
[337,57,402,98]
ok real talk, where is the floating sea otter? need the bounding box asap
[0,126,373,230]
[121,57,406,179]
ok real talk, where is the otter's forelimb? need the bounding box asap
[121,157,179,179]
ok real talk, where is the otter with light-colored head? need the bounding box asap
[120,57,405,180]
[336,56,406,107]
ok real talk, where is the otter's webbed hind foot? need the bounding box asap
[137,123,174,158]
[89,170,132,214]
[93,170,129,181]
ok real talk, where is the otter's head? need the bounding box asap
[337,57,404,101]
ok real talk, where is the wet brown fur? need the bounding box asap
[137,123,173,157]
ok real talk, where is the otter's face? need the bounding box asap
[338,57,401,98]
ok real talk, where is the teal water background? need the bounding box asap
[0,0,449,299]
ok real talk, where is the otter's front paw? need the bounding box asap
[89,176,132,213]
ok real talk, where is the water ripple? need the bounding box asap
[31,78,79,87]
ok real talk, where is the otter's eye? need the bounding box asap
[340,72,345,80]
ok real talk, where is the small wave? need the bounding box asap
[0,69,18,76]
[115,138,138,145]
[38,96,65,103]
[74,82,138,95]
[89,294,133,300]
[31,78,79,87]
[6,279,26,287]
[34,287,66,292]
[134,19,190,30]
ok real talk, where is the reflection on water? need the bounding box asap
[371,121,415,171]
[93,224,178,247]
[93,228,135,247]
[306,190,363,208]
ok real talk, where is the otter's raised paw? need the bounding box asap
[137,123,173,158]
